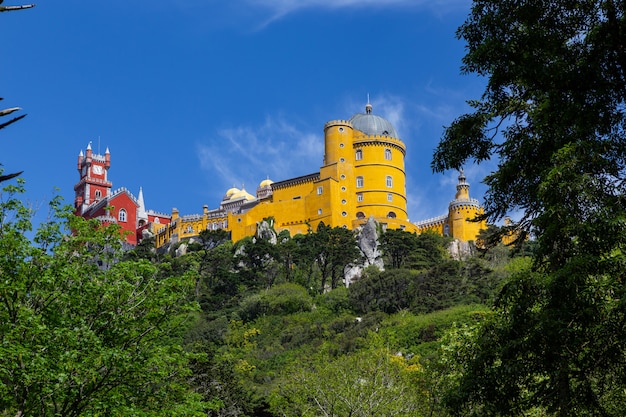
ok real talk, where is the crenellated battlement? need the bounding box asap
[111,187,139,204]
[449,198,481,211]
[414,213,448,228]
[324,120,352,130]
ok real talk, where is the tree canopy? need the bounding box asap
[0,183,205,416]
[433,1,626,415]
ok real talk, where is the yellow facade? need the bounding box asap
[152,104,486,249]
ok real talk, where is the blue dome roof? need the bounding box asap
[349,103,398,137]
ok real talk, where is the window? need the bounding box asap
[356,176,364,188]
[341,174,346,180]
[339,143,344,148]
[317,186,323,195]
[341,199,347,204]
[355,149,363,160]
[94,190,102,200]
[186,225,193,233]
[385,148,392,160]
[357,193,363,202]
[340,158,345,163]
[387,193,393,202]
[341,186,346,192]
[386,176,393,188]
[341,211,347,217]
[356,211,365,219]
[387,211,397,219]
[118,209,127,222]
[318,208,322,215]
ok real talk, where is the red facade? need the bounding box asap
[73,143,165,246]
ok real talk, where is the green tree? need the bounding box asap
[433,1,626,415]
[379,228,419,269]
[313,222,362,293]
[270,339,427,417]
[0,183,204,416]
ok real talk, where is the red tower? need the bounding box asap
[73,143,140,245]
[74,142,112,213]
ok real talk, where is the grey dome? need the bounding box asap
[349,104,398,137]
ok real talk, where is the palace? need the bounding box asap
[73,103,485,247]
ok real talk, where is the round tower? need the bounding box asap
[448,170,484,241]
[349,102,408,223]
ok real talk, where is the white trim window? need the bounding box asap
[386,176,393,188]
[118,208,127,222]
[356,176,364,188]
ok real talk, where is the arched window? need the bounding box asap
[356,211,365,219]
[386,176,393,188]
[355,149,363,161]
[356,176,364,188]
[384,148,392,160]
[444,224,450,237]
[387,193,393,202]
[94,190,102,200]
[387,211,396,219]
[118,209,127,222]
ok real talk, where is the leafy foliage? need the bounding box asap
[0,183,204,416]
[433,1,626,415]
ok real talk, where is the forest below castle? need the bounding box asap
[0,179,533,416]
[5,0,626,416]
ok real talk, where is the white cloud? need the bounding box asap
[197,116,323,196]
[245,0,469,28]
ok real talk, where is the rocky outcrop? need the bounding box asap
[344,216,384,286]
[448,238,475,260]
[256,218,278,245]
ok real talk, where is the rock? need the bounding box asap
[344,216,384,286]
[175,242,188,257]
[448,238,475,260]
[256,218,277,244]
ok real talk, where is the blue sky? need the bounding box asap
[2,0,492,228]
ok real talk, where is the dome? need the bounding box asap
[225,187,240,198]
[231,188,255,201]
[349,103,398,138]
[259,178,274,188]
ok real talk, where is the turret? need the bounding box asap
[85,142,93,166]
[77,150,84,171]
[105,147,111,169]
[455,169,470,200]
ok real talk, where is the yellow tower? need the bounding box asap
[447,170,486,241]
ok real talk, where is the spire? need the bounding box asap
[455,169,470,200]
[137,187,148,224]
[365,94,373,114]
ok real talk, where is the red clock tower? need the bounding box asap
[74,142,112,213]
